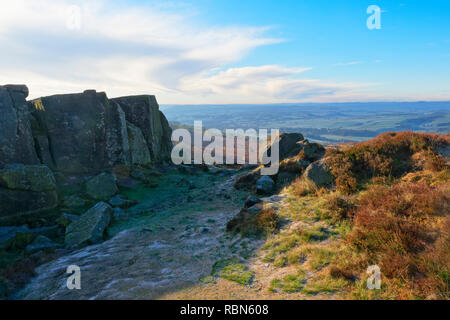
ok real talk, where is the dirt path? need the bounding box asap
[16,169,346,300]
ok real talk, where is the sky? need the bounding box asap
[0,0,449,104]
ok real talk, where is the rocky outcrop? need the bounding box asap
[111,95,172,163]
[266,133,304,161]
[28,90,172,176]
[65,202,112,249]
[265,133,325,162]
[31,90,131,174]
[303,159,334,188]
[0,84,173,217]
[0,85,39,168]
[0,164,58,217]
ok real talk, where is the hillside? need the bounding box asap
[164,132,450,300]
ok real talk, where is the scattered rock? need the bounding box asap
[303,159,334,188]
[130,167,150,184]
[0,164,58,217]
[108,194,137,209]
[85,173,118,200]
[25,235,61,253]
[256,176,275,195]
[61,195,87,209]
[244,195,261,208]
[65,202,113,249]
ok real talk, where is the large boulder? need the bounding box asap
[111,95,172,163]
[265,133,325,162]
[30,90,130,174]
[65,202,112,249]
[0,164,57,217]
[0,85,39,168]
[85,173,118,201]
[256,176,275,195]
[266,133,304,161]
[303,159,334,188]
[127,122,152,166]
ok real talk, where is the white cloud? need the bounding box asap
[178,65,373,103]
[0,0,374,103]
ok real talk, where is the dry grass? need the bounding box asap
[226,207,280,237]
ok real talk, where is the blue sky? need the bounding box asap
[0,0,449,103]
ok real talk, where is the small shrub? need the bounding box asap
[257,208,280,234]
[326,194,355,222]
[329,266,356,281]
[227,207,279,237]
[291,178,317,197]
[273,256,287,268]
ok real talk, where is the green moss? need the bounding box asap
[211,258,241,276]
[220,264,254,286]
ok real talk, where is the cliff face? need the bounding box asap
[0,85,172,216]
[0,85,39,168]
[29,89,172,174]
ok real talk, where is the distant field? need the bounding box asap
[162,102,450,144]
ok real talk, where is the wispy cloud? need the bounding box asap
[332,61,364,66]
[178,65,373,103]
[0,0,372,103]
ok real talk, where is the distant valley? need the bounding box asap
[162,102,450,144]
